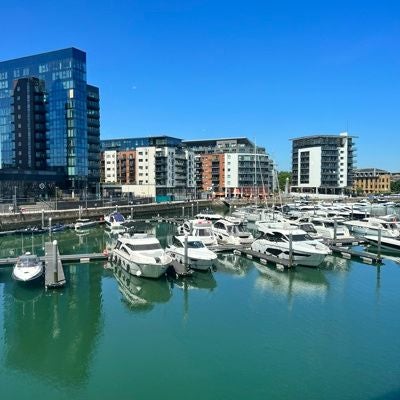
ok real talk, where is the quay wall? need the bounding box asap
[0,199,217,230]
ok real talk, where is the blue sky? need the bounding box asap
[2,0,400,171]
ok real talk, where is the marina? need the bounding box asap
[0,204,399,399]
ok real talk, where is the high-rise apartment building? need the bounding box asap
[0,48,100,196]
[291,132,355,194]
[184,137,274,197]
[100,136,195,201]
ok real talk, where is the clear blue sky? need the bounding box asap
[2,0,400,171]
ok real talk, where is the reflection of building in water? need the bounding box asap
[215,254,253,277]
[114,265,172,311]
[2,261,103,387]
[254,264,329,304]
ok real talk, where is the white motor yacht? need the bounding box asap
[111,233,171,278]
[343,217,400,238]
[251,228,331,267]
[212,219,254,245]
[231,206,262,222]
[195,209,224,221]
[166,235,217,271]
[104,211,127,230]
[12,252,44,283]
[177,219,218,247]
[74,218,99,231]
[310,217,352,240]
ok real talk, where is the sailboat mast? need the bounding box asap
[254,138,257,205]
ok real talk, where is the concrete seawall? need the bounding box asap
[0,199,218,230]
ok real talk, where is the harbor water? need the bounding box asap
[0,221,399,399]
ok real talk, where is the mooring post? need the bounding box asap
[334,219,338,241]
[48,217,52,241]
[377,229,382,259]
[41,209,45,229]
[182,206,184,218]
[130,207,133,219]
[53,240,58,284]
[288,232,293,268]
[196,200,199,214]
[184,233,189,271]
[78,205,82,219]
[191,203,194,217]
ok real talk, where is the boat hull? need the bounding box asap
[167,250,215,271]
[251,241,327,267]
[12,267,44,283]
[112,252,169,278]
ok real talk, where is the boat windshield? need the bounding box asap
[300,224,318,234]
[111,213,125,222]
[291,234,313,242]
[18,255,40,267]
[187,241,205,248]
[236,224,246,232]
[197,229,211,237]
[127,243,162,251]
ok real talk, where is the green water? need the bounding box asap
[0,222,399,400]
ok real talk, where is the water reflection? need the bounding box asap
[322,255,351,272]
[2,262,104,388]
[215,253,253,277]
[113,264,172,311]
[171,270,217,292]
[254,263,329,301]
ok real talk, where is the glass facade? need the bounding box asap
[101,136,182,152]
[0,48,99,190]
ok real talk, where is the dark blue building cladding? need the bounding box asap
[0,48,93,189]
[101,135,182,151]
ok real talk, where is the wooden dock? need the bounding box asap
[44,242,66,289]
[329,245,383,265]
[324,237,365,246]
[209,244,249,253]
[233,248,292,270]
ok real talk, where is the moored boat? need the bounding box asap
[166,235,217,271]
[74,218,99,231]
[251,227,331,267]
[111,233,171,278]
[12,252,44,283]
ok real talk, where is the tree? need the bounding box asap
[391,181,400,193]
[277,171,292,192]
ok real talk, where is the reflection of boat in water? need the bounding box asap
[214,254,252,277]
[113,264,172,310]
[254,263,329,298]
[171,270,217,292]
[11,283,44,304]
